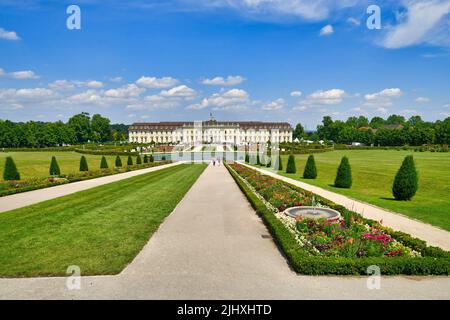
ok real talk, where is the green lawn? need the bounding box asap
[0,152,120,181]
[270,150,450,231]
[0,164,206,277]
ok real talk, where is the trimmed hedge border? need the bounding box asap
[0,161,172,198]
[74,149,139,156]
[225,162,450,275]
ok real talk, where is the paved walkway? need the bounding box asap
[0,162,182,213]
[241,163,450,251]
[0,164,448,299]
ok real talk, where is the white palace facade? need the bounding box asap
[128,118,293,145]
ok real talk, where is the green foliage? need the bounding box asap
[115,155,122,167]
[149,154,154,163]
[3,156,20,180]
[334,156,352,188]
[143,155,149,163]
[79,156,89,172]
[161,156,166,161]
[392,155,418,200]
[274,155,283,171]
[100,156,109,169]
[127,155,133,166]
[245,153,250,163]
[256,153,261,165]
[49,156,60,176]
[136,155,142,165]
[286,154,296,174]
[303,155,317,179]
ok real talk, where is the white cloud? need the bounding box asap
[415,96,430,103]
[49,80,75,90]
[159,85,197,99]
[0,27,20,41]
[68,90,103,105]
[187,88,251,111]
[85,80,104,88]
[127,85,197,110]
[104,84,144,98]
[376,107,388,114]
[290,90,302,97]
[300,89,346,106]
[262,98,285,110]
[202,75,245,86]
[10,70,38,79]
[293,105,308,111]
[110,76,123,83]
[365,88,403,102]
[0,68,5,76]
[382,0,450,49]
[347,17,361,26]
[319,24,334,36]
[135,76,179,88]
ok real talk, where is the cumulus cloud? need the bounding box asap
[0,27,20,41]
[187,88,251,111]
[381,0,450,49]
[347,17,361,26]
[136,76,179,88]
[299,89,347,106]
[10,70,38,79]
[201,75,245,86]
[49,80,75,90]
[262,98,285,110]
[290,90,302,97]
[127,85,197,110]
[364,88,403,106]
[104,84,144,98]
[415,96,431,103]
[110,76,123,83]
[319,24,334,36]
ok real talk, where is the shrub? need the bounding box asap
[149,154,154,163]
[256,154,261,165]
[286,154,296,174]
[136,155,142,165]
[273,155,283,171]
[115,155,122,167]
[100,156,109,169]
[161,155,166,161]
[49,156,61,176]
[245,153,250,163]
[303,155,317,179]
[334,156,352,188]
[79,156,89,172]
[392,155,418,201]
[3,156,20,181]
[266,157,272,168]
[127,155,133,166]
[143,155,149,163]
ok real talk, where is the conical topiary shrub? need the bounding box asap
[3,156,20,181]
[245,153,249,163]
[274,155,283,171]
[334,156,352,188]
[100,156,108,169]
[136,155,142,165]
[392,155,418,200]
[149,154,154,163]
[266,157,272,168]
[143,155,149,163]
[286,154,296,174]
[49,156,61,176]
[79,156,89,172]
[127,155,133,166]
[115,155,122,167]
[256,153,261,165]
[303,155,317,179]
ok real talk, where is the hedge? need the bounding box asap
[225,163,449,275]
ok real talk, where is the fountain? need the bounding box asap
[284,196,341,222]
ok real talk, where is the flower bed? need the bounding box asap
[226,162,450,275]
[0,161,172,198]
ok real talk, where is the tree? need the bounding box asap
[3,156,20,180]
[276,155,283,171]
[115,155,122,167]
[370,116,385,129]
[334,156,352,188]
[245,153,250,163]
[149,154,154,163]
[144,155,149,163]
[303,155,317,179]
[286,154,296,174]
[79,156,89,171]
[49,156,61,176]
[392,155,418,200]
[68,112,92,143]
[386,114,406,125]
[136,155,142,165]
[91,114,111,142]
[256,153,261,165]
[100,156,108,169]
[127,155,133,166]
[293,123,305,140]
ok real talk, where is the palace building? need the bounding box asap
[128,117,293,145]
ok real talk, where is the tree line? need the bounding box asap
[293,114,450,146]
[0,112,129,148]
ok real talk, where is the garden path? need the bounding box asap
[0,164,449,299]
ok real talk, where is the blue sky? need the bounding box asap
[1,0,449,128]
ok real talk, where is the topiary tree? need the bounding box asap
[392,155,418,200]
[274,155,283,171]
[79,156,89,172]
[49,156,61,176]
[115,155,122,167]
[100,156,108,169]
[3,156,20,181]
[334,156,352,188]
[286,154,296,174]
[149,154,154,163]
[136,155,142,165]
[127,155,133,166]
[161,155,166,161]
[303,155,317,179]
[245,153,250,163]
[266,157,272,168]
[143,155,149,163]
[256,153,261,165]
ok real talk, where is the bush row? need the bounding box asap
[225,163,449,275]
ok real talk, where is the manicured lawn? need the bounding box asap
[270,150,449,231]
[0,164,206,277]
[0,152,119,181]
